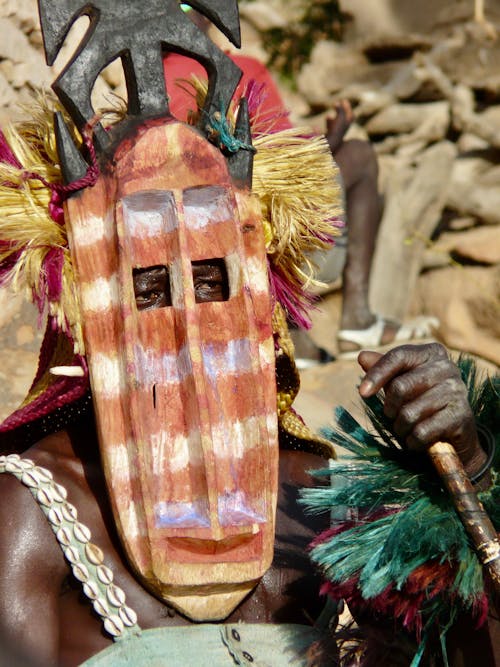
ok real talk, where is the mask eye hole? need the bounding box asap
[133,265,172,311]
[192,258,229,304]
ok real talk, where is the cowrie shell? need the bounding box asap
[93,597,110,618]
[37,487,54,507]
[52,483,68,502]
[61,503,78,522]
[103,615,124,637]
[21,471,41,488]
[72,563,89,583]
[119,605,138,627]
[48,507,63,526]
[96,565,114,585]
[56,527,72,546]
[73,522,91,543]
[6,460,23,474]
[85,543,104,565]
[106,584,126,608]
[33,466,53,482]
[83,581,99,600]
[64,546,80,565]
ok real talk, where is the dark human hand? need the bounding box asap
[325,99,353,154]
[357,343,487,478]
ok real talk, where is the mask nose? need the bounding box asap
[217,490,265,526]
[154,491,264,530]
[150,334,269,537]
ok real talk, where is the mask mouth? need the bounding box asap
[167,532,261,561]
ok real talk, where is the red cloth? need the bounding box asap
[163,52,292,132]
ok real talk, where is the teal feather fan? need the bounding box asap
[300,357,499,666]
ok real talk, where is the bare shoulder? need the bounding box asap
[0,428,93,560]
[0,436,72,665]
[0,456,64,569]
[0,431,77,570]
[0,464,64,596]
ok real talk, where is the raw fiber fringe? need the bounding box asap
[300,357,499,666]
[253,128,342,327]
[0,95,84,353]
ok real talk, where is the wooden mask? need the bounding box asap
[38,0,278,620]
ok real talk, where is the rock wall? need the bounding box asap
[240,0,500,365]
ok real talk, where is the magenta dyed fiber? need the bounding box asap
[244,79,268,118]
[243,79,291,135]
[0,130,22,169]
[48,190,65,225]
[267,259,314,330]
[43,246,64,302]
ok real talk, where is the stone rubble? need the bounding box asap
[273,0,499,366]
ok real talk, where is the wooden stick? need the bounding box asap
[428,442,500,596]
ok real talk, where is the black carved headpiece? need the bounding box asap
[37,0,252,185]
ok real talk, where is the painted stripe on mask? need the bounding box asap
[183,186,233,230]
[244,255,269,294]
[217,490,266,526]
[154,498,210,528]
[122,190,178,236]
[80,274,119,312]
[258,338,275,366]
[201,338,253,378]
[71,212,114,246]
[209,415,261,460]
[90,353,125,397]
[151,428,204,476]
[133,343,193,384]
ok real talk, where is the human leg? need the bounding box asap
[333,136,437,354]
[332,137,382,334]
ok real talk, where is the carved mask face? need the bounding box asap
[64,120,278,621]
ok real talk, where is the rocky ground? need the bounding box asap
[0,0,498,432]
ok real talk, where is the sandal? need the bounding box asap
[295,346,336,370]
[290,328,336,369]
[337,315,439,359]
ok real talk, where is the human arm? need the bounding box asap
[325,99,354,155]
[302,343,497,664]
